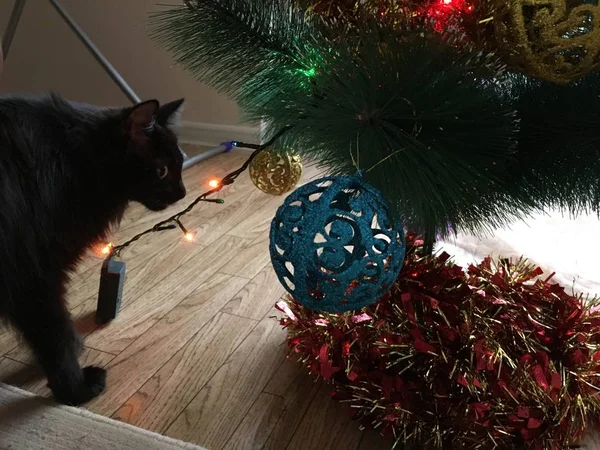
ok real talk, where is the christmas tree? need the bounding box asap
[151,0,600,246]
[148,1,600,448]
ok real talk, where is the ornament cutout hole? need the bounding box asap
[309,192,322,202]
[284,279,295,291]
[371,213,384,228]
[285,261,295,276]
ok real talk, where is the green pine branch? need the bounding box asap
[254,25,527,236]
[150,1,600,237]
[150,0,322,101]
[507,72,600,216]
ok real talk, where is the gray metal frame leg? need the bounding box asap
[183,144,227,170]
[2,0,27,60]
[2,0,227,169]
[48,0,141,104]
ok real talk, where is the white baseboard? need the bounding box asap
[176,121,260,148]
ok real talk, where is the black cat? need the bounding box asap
[0,94,186,405]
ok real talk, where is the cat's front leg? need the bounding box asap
[10,283,106,406]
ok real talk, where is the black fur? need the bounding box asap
[0,94,186,405]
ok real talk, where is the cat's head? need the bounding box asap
[123,99,187,211]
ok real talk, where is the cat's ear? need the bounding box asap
[156,98,184,126]
[126,100,160,142]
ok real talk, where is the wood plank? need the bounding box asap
[86,273,249,416]
[112,312,256,433]
[225,161,322,240]
[176,174,274,243]
[221,265,285,321]
[357,430,393,450]
[261,360,322,450]
[227,196,283,241]
[0,296,119,359]
[118,241,207,309]
[65,262,105,309]
[66,231,205,310]
[0,347,115,398]
[224,162,323,238]
[192,188,273,247]
[286,384,363,450]
[164,318,288,449]
[84,236,247,354]
[0,357,45,396]
[222,393,284,450]
[70,294,101,337]
[6,345,114,369]
[219,234,270,280]
[263,358,305,398]
[0,328,20,357]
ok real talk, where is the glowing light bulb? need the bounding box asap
[100,243,113,255]
[184,232,195,242]
[209,179,220,188]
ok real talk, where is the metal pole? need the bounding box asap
[47,0,141,104]
[182,145,228,170]
[2,0,27,60]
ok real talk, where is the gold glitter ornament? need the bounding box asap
[249,149,303,196]
[481,0,600,84]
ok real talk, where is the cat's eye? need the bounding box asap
[157,166,169,179]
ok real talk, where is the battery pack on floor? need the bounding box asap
[96,259,126,324]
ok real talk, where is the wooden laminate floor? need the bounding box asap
[0,150,391,450]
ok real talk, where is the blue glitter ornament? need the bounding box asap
[270,173,406,313]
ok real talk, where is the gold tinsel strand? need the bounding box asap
[295,0,415,29]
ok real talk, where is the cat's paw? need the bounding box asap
[81,366,106,398]
[52,366,107,406]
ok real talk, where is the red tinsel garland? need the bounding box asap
[420,0,474,31]
[297,0,475,31]
[277,234,600,449]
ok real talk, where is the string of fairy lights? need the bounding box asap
[99,126,292,259]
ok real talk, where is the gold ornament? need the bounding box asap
[482,0,600,84]
[249,149,303,196]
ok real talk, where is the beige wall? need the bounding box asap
[0,0,241,126]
